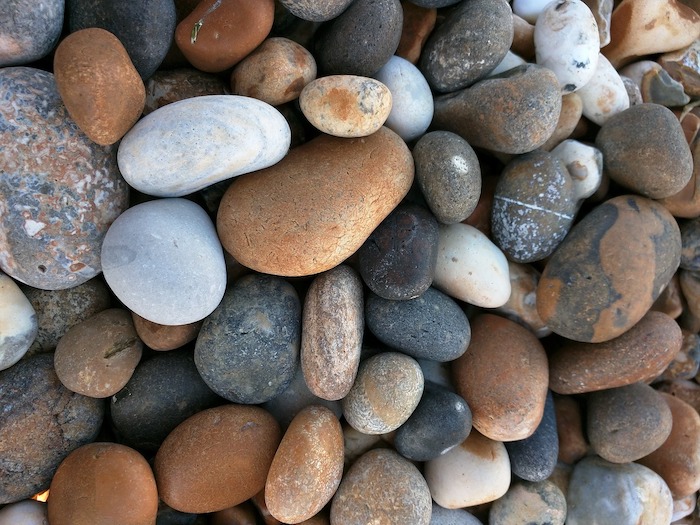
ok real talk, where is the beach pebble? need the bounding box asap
[194,274,300,404]
[0,354,104,504]
[487,51,528,77]
[0,0,63,66]
[131,314,202,352]
[0,273,36,370]
[550,139,603,203]
[118,95,290,197]
[155,405,281,514]
[413,131,481,225]
[144,68,228,114]
[330,448,432,525]
[217,127,413,277]
[553,395,589,464]
[659,40,700,97]
[0,67,129,290]
[681,219,700,271]
[537,195,681,343]
[660,139,700,219]
[396,3,436,64]
[494,261,550,337]
[278,0,354,21]
[429,504,483,525]
[656,379,700,413]
[512,0,553,23]
[489,480,567,525]
[47,442,158,525]
[342,352,424,435]
[576,53,629,125]
[540,92,583,151]
[654,326,700,381]
[0,500,48,525]
[101,198,226,326]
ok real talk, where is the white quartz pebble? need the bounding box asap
[577,53,629,125]
[0,272,37,371]
[0,500,48,525]
[551,139,603,202]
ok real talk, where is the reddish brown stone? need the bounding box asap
[396,2,436,64]
[540,93,583,152]
[131,313,202,351]
[553,394,589,465]
[144,68,227,115]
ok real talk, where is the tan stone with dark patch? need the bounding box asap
[537,195,681,343]
[132,313,201,351]
[216,127,413,277]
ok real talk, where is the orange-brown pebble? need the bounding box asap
[540,93,583,152]
[154,405,281,514]
[553,394,589,465]
[53,28,145,146]
[175,0,274,73]
[396,2,437,64]
[216,127,414,277]
[451,314,549,442]
[131,312,202,351]
[511,13,535,60]
[47,442,158,525]
[231,37,316,106]
[265,406,344,524]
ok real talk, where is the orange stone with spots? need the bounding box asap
[537,195,681,343]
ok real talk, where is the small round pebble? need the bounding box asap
[489,480,567,525]
[0,500,48,525]
[0,272,37,370]
[131,314,202,352]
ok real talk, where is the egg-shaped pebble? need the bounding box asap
[0,500,48,525]
[47,442,158,525]
[576,53,629,125]
[0,273,36,370]
[537,195,681,343]
[489,480,567,525]
[424,431,511,508]
[433,223,511,308]
[330,448,432,525]
[195,274,300,404]
[216,127,413,277]
[342,352,424,434]
[117,95,290,197]
[1,0,63,66]
[265,406,344,524]
[550,139,603,203]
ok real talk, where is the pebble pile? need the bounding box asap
[2,0,700,524]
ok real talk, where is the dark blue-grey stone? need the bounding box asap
[67,0,176,79]
[395,383,472,461]
[194,274,301,404]
[365,287,470,362]
[430,503,484,524]
[110,350,222,452]
[0,0,64,66]
[156,502,199,525]
[505,390,559,482]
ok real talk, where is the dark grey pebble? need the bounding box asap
[0,0,64,66]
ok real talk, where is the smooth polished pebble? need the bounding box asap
[278,0,354,21]
[0,272,37,370]
[550,139,603,203]
[540,92,583,151]
[131,314,202,352]
[489,480,567,525]
[0,500,48,525]
[577,53,629,125]
[396,3,437,64]
[554,394,589,465]
[0,0,63,66]
[494,261,550,337]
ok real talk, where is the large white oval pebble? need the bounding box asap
[0,272,37,371]
[577,53,629,126]
[101,199,226,325]
[117,95,291,197]
[433,223,511,308]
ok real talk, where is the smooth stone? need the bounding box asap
[425,431,511,508]
[656,379,700,413]
[299,75,392,137]
[194,274,300,404]
[0,354,104,504]
[413,131,481,225]
[553,394,589,465]
[0,67,129,290]
[486,51,528,77]
[407,0,460,6]
[550,139,603,203]
[0,0,63,66]
[131,313,202,351]
[231,37,317,106]
[418,359,454,392]
[489,480,567,525]
[144,68,228,115]
[512,0,554,23]
[491,149,576,263]
[342,421,385,468]
[654,326,700,381]
[216,127,414,277]
[110,350,222,452]
[493,261,550,337]
[154,405,282,514]
[175,0,274,73]
[681,270,700,322]
[278,0,354,21]
[357,203,439,300]
[638,393,700,498]
[0,273,36,370]
[452,314,549,442]
[432,64,562,155]
[265,406,344,524]
[342,352,424,435]
[433,223,511,308]
[54,308,143,398]
[118,95,290,197]
[301,265,363,401]
[673,494,698,522]
[373,55,433,141]
[396,3,436,65]
[660,40,700,97]
[681,218,700,270]
[210,503,257,525]
[68,0,176,79]
[394,383,472,462]
[430,504,483,525]
[0,500,48,525]
[540,92,584,151]
[365,287,470,362]
[511,13,536,59]
[534,0,600,93]
[47,443,158,525]
[330,448,432,525]
[314,0,403,76]
[650,273,683,320]
[566,455,673,525]
[577,53,630,125]
[537,195,682,343]
[101,198,227,326]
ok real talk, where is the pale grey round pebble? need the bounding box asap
[279,0,354,21]
[431,504,484,525]
[0,0,64,66]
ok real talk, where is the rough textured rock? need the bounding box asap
[144,68,228,114]
[278,0,354,21]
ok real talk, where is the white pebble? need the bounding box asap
[551,139,603,202]
[512,0,553,23]
[0,273,37,371]
[577,53,629,125]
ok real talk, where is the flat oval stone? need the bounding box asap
[144,68,228,115]
[489,480,567,525]
[0,273,37,371]
[154,405,281,514]
[537,195,681,343]
[365,287,471,362]
[330,448,432,525]
[549,311,683,394]
[452,314,549,442]
[216,126,414,277]
[342,352,424,434]
[0,67,129,290]
[413,131,481,225]
[0,500,48,525]
[0,0,63,66]
[101,198,227,326]
[131,314,202,352]
[194,274,300,404]
[419,0,513,92]
[47,443,158,525]
[301,265,363,401]
[118,95,291,197]
[278,0,354,21]
[0,354,104,504]
[54,308,143,398]
[265,406,344,524]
